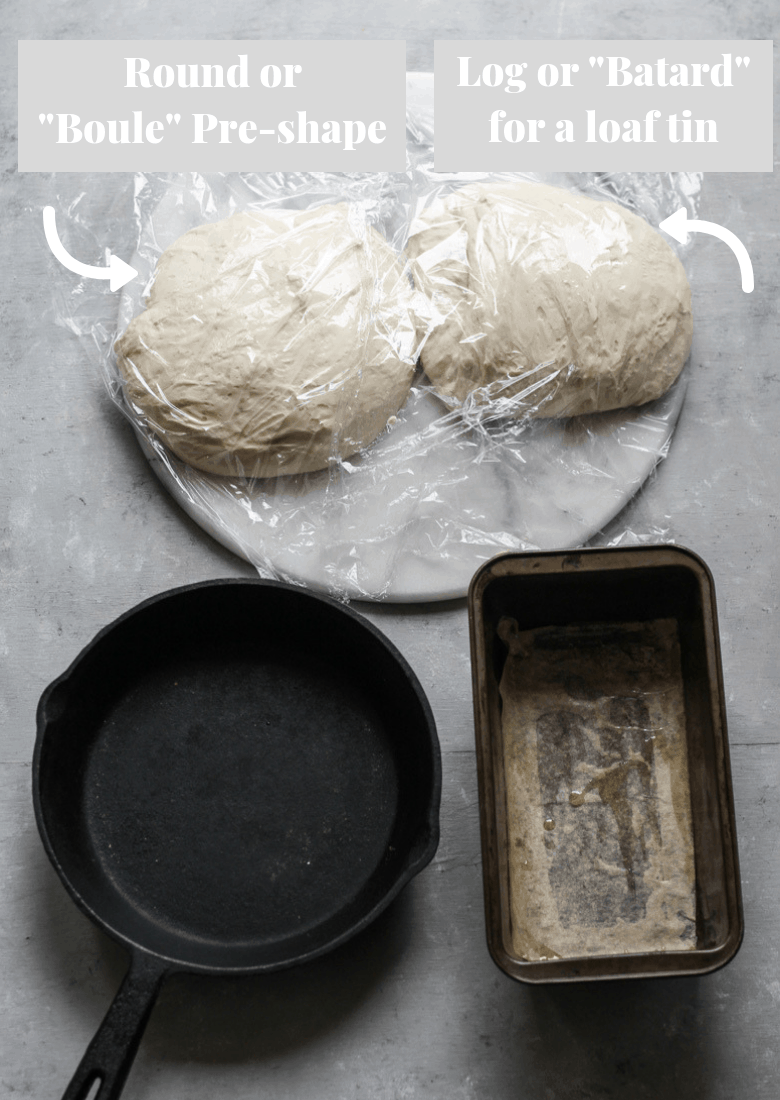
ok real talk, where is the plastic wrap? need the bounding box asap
[53,73,701,601]
[114,181,421,481]
[405,178,692,418]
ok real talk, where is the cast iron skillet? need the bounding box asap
[33,579,441,1100]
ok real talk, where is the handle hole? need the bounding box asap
[84,1075,103,1100]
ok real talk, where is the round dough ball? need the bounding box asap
[115,204,417,478]
[406,180,693,418]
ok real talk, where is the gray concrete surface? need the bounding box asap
[2,2,779,1097]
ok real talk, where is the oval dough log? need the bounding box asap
[406,180,693,418]
[115,205,417,478]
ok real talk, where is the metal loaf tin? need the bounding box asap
[468,546,743,983]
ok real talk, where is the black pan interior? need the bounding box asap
[36,581,439,972]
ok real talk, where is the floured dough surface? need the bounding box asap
[407,180,693,418]
[115,205,417,478]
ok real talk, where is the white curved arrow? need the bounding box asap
[43,205,138,292]
[659,207,754,294]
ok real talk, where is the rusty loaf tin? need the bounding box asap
[468,546,743,982]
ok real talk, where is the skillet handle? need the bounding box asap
[61,952,167,1100]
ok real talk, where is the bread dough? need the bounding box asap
[406,180,693,418]
[115,205,417,478]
